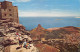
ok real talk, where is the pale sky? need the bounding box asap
[0,0,80,17]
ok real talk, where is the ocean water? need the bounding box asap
[19,17,80,30]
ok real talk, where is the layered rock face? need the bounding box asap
[0,19,38,52]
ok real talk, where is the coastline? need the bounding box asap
[19,17,80,30]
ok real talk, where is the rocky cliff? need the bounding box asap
[0,19,39,52]
[30,24,48,40]
[30,25,80,52]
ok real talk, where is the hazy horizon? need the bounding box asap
[19,17,80,30]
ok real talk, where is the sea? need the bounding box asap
[19,17,80,30]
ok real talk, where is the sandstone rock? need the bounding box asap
[0,18,38,52]
[23,35,32,41]
[4,44,39,52]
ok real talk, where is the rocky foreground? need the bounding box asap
[0,19,39,52]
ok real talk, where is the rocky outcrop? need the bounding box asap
[4,44,39,52]
[0,19,38,52]
[30,24,48,40]
[31,24,46,32]
[36,24,45,31]
[31,25,80,52]
[0,19,27,36]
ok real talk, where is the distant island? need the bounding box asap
[75,17,80,18]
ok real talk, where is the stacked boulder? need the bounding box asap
[0,19,39,52]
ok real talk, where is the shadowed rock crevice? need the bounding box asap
[0,19,39,52]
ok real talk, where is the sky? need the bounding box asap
[0,0,80,17]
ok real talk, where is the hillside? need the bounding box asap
[30,25,80,52]
[0,19,38,52]
[35,43,59,52]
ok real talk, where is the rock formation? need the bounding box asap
[31,25,80,52]
[36,24,45,31]
[30,24,48,40]
[0,19,39,52]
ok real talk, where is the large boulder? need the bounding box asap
[4,44,39,52]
